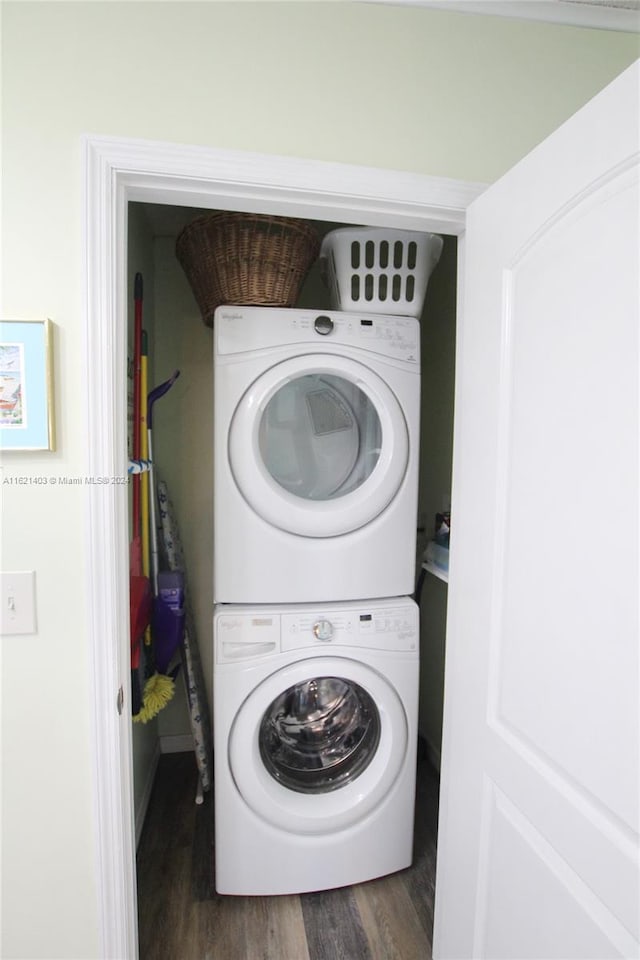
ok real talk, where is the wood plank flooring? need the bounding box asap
[137,747,439,960]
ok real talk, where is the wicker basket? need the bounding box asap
[175,212,320,326]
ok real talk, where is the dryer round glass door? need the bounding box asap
[259,375,380,501]
[228,656,408,835]
[229,355,409,537]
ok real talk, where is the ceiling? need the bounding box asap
[137,203,213,239]
[136,204,350,241]
[374,0,640,31]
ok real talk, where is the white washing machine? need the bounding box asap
[213,597,419,896]
[213,306,420,603]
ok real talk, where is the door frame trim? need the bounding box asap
[82,133,484,958]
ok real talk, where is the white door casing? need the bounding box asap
[83,136,480,959]
[434,60,639,959]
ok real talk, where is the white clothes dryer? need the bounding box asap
[213,306,421,603]
[213,597,419,896]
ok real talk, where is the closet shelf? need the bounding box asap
[422,561,449,584]
[422,539,449,583]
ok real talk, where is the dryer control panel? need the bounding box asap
[215,306,419,365]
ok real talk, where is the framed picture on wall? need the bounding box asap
[0,318,55,451]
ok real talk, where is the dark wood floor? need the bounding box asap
[137,747,439,960]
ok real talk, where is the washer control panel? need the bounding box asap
[215,600,419,662]
[281,603,418,652]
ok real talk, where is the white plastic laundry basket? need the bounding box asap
[319,228,443,318]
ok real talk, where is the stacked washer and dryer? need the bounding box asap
[212,228,443,895]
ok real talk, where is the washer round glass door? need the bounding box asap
[228,355,409,537]
[228,656,408,835]
[259,676,381,794]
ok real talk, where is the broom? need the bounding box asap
[133,366,181,724]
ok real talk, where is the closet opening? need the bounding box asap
[127,199,457,958]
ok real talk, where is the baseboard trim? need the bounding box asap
[160,734,194,754]
[135,742,160,849]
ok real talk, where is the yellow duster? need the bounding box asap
[133,672,175,724]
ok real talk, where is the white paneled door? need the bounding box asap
[434,61,639,959]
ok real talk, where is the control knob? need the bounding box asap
[314,315,334,336]
[312,619,334,642]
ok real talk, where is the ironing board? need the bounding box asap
[157,477,213,800]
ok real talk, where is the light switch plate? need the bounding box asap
[1,571,37,635]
